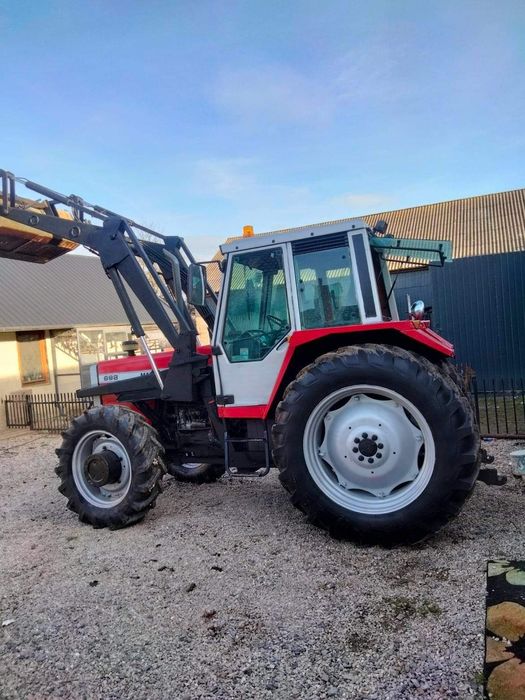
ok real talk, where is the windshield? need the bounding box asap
[221,247,290,362]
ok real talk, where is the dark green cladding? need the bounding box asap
[393,251,525,384]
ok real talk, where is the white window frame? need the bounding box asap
[213,243,297,361]
[378,256,399,321]
[347,231,382,324]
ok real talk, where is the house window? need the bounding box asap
[105,331,129,359]
[143,325,169,353]
[78,329,105,364]
[17,331,49,385]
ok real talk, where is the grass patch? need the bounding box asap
[473,390,525,435]
[385,596,442,619]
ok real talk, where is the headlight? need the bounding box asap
[410,300,425,320]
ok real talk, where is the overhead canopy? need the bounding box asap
[370,236,453,267]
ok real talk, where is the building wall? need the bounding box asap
[0,331,57,428]
[0,332,28,399]
[393,269,433,319]
[431,252,525,383]
[393,252,525,383]
[0,323,166,427]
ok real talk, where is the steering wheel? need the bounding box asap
[240,329,267,339]
[266,314,288,331]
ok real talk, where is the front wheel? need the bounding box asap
[272,344,480,545]
[56,405,165,528]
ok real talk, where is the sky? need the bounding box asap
[1,0,524,260]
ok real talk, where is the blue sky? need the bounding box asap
[1,0,524,259]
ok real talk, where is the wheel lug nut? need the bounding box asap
[354,437,360,444]
[368,458,374,464]
[358,456,364,462]
[377,453,382,459]
[378,443,383,449]
[352,447,358,453]
[372,434,378,441]
[362,432,368,438]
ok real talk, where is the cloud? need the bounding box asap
[212,36,422,128]
[111,157,401,262]
[185,156,397,248]
[193,156,393,211]
[192,157,312,208]
[213,64,334,126]
[332,41,414,104]
[129,155,400,262]
[193,157,258,199]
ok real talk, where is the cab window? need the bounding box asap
[293,245,360,328]
[222,247,290,362]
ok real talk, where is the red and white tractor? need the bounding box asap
[0,170,480,544]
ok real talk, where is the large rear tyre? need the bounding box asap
[56,405,165,529]
[272,344,480,545]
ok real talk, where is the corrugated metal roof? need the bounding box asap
[207,187,525,291]
[0,254,154,331]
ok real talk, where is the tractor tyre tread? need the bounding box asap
[55,404,165,529]
[272,343,480,545]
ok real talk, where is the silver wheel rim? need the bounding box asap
[182,463,204,471]
[72,430,132,508]
[303,385,435,515]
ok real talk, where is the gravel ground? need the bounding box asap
[0,432,524,700]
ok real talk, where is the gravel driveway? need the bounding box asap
[1,431,524,700]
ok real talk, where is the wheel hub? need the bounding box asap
[313,391,429,501]
[85,450,122,487]
[72,431,132,508]
[357,437,377,458]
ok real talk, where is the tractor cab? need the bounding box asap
[217,222,386,358]
[216,221,452,352]
[212,220,451,407]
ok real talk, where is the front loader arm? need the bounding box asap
[0,169,214,402]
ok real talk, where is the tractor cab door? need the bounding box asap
[213,245,294,408]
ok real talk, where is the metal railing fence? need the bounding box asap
[3,393,94,432]
[468,376,525,438]
[2,376,525,439]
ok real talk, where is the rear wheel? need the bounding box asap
[272,344,480,545]
[165,458,225,483]
[56,405,165,528]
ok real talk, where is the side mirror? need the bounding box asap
[188,263,206,306]
[373,220,388,236]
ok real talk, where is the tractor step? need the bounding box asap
[224,432,271,478]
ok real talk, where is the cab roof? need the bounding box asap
[220,219,368,254]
